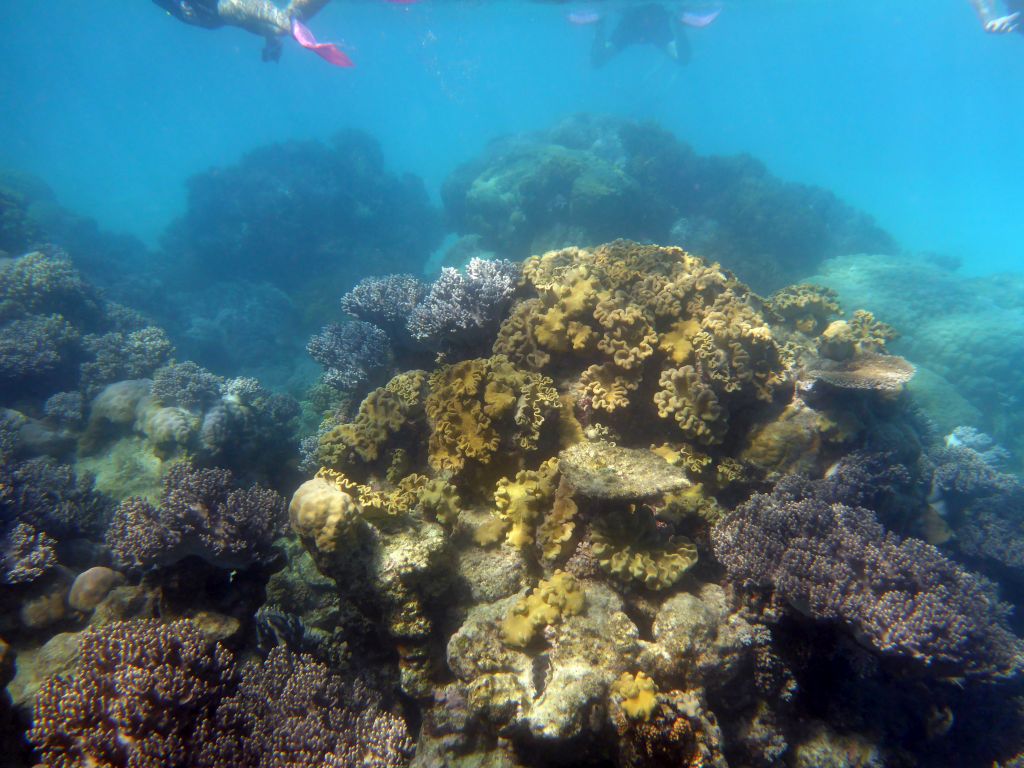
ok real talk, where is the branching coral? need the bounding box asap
[712,474,1023,678]
[107,461,287,569]
[199,646,413,768]
[307,320,392,393]
[341,274,428,341]
[408,257,520,353]
[80,327,174,395]
[29,619,234,768]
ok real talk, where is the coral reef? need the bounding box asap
[811,252,1024,459]
[162,130,442,298]
[444,115,894,290]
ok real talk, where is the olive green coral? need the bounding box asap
[610,671,660,721]
[501,570,586,648]
[768,284,841,335]
[425,355,560,475]
[591,508,698,590]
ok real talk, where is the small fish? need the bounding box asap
[680,8,722,28]
[177,0,195,20]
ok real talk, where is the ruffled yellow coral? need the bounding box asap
[768,284,840,335]
[611,671,660,721]
[426,356,559,475]
[484,457,560,549]
[657,318,701,365]
[501,570,585,648]
[654,366,727,445]
[594,298,657,370]
[578,362,637,412]
[591,508,698,590]
[536,477,577,563]
[319,385,413,469]
[819,311,898,360]
[493,298,552,371]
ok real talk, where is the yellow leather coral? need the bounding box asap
[768,284,841,335]
[578,363,636,412]
[611,671,660,721]
[501,570,585,648]
[318,385,413,469]
[486,458,560,549]
[654,365,727,445]
[426,356,559,474]
[591,508,698,590]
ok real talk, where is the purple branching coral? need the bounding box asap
[43,391,85,427]
[198,646,414,768]
[712,474,1023,678]
[151,360,225,412]
[407,257,520,351]
[0,521,57,585]
[80,326,174,395]
[1,456,111,540]
[0,250,101,324]
[29,619,235,768]
[0,313,80,385]
[341,274,428,341]
[28,620,412,768]
[307,320,392,392]
[107,462,287,570]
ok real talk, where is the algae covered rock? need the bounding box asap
[559,440,691,500]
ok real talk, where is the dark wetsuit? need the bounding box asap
[152,0,224,28]
[591,3,691,68]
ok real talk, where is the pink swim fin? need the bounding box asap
[291,18,354,67]
[680,8,722,28]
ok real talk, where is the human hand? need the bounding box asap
[984,12,1020,33]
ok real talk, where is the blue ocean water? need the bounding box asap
[1,0,1021,273]
[8,4,1024,767]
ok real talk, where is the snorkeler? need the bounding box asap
[566,3,719,68]
[590,3,689,67]
[969,0,1023,33]
[152,0,352,65]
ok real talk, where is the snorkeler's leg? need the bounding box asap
[590,18,617,68]
[969,0,1020,32]
[287,0,331,21]
[217,0,291,36]
[668,24,691,65]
